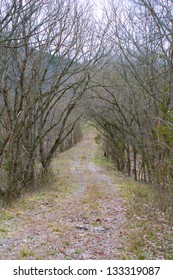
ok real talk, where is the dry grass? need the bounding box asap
[92,127,173,259]
[118,180,173,259]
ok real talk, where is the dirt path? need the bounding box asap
[0,127,126,259]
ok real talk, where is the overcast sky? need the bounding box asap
[90,0,104,18]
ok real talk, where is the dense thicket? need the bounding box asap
[1,0,173,204]
[86,0,173,191]
[0,0,105,203]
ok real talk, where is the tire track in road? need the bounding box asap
[0,127,126,259]
[62,128,126,259]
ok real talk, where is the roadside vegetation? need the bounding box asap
[0,127,173,259]
[94,131,173,259]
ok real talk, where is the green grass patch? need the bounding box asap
[0,212,14,221]
[51,226,60,233]
[95,134,101,145]
[91,221,102,227]
[81,198,90,204]
[94,154,112,167]
[19,247,35,258]
[89,201,99,210]
[63,240,71,246]
[15,211,24,217]
[75,249,83,255]
[27,235,34,240]
[121,180,153,201]
[80,156,86,160]
[29,192,47,202]
[0,226,8,233]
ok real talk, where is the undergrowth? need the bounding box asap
[120,180,173,259]
[94,139,173,260]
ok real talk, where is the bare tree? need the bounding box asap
[0,0,106,203]
[86,0,173,188]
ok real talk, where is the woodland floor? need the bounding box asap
[0,125,173,260]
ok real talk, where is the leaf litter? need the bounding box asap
[0,127,172,259]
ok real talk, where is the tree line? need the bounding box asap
[1,0,173,204]
[87,0,173,192]
[0,0,105,203]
